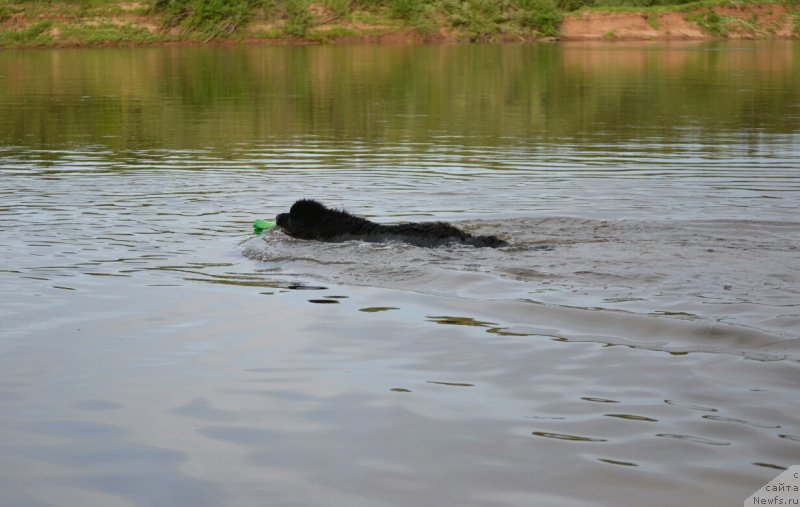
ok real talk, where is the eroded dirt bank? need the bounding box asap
[561,4,797,40]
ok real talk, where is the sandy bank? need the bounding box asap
[561,3,797,40]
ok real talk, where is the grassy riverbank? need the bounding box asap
[0,0,797,47]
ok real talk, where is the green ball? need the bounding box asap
[253,219,276,230]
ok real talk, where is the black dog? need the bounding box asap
[275,199,508,248]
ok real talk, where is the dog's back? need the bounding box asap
[388,222,508,248]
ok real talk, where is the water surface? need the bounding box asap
[1,41,799,507]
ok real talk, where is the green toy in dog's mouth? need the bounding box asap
[253,219,277,235]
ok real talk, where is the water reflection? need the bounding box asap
[1,42,798,149]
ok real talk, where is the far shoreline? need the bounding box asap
[1,1,797,50]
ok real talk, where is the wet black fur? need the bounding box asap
[275,199,508,248]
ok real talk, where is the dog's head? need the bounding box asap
[275,199,329,238]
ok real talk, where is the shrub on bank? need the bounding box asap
[153,0,263,38]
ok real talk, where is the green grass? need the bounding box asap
[0,20,159,47]
[579,0,777,14]
[439,0,561,40]
[686,8,769,36]
[0,20,54,46]
[440,0,507,40]
[322,0,354,17]
[686,10,732,35]
[306,25,359,40]
[282,0,313,36]
[0,3,16,23]
[59,22,160,44]
[251,26,284,37]
[389,0,425,19]
[351,10,405,25]
[518,0,563,36]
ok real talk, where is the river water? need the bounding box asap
[1,41,799,507]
